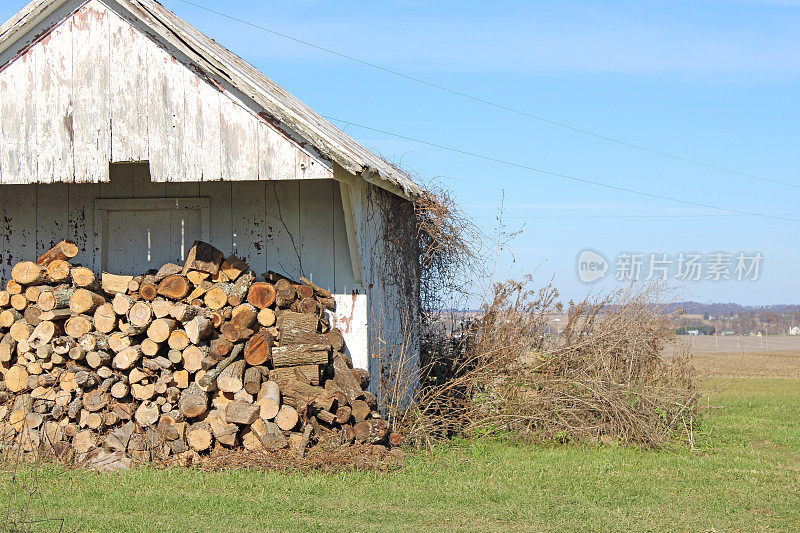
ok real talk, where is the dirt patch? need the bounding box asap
[691,350,800,378]
[201,442,406,473]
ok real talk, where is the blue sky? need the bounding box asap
[4,0,799,305]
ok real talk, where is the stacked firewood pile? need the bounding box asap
[0,240,391,465]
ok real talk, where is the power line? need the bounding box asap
[173,0,800,191]
[475,213,799,220]
[323,115,800,224]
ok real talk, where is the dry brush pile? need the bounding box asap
[408,280,700,448]
[0,240,393,470]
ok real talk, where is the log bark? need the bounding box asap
[271,344,330,368]
[353,419,389,444]
[182,241,225,276]
[170,303,200,323]
[154,263,183,283]
[332,354,365,404]
[299,276,333,299]
[220,322,253,343]
[179,382,209,418]
[217,359,246,393]
[198,344,244,388]
[269,365,321,387]
[227,271,255,307]
[257,381,281,420]
[243,366,263,395]
[225,401,260,425]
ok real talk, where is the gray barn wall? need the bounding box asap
[0,163,356,294]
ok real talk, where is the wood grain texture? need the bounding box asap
[147,44,184,183]
[0,48,37,184]
[109,9,148,162]
[35,19,73,183]
[220,94,258,180]
[231,182,266,273]
[265,181,301,280]
[72,0,110,184]
[299,180,334,289]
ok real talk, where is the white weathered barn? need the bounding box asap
[0,0,422,384]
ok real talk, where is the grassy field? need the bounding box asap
[2,365,800,531]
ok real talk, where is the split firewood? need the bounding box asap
[46,260,71,283]
[243,366,263,395]
[101,273,134,295]
[225,401,260,425]
[12,262,48,285]
[154,263,183,283]
[217,359,246,393]
[269,365,321,388]
[157,275,191,300]
[209,413,238,446]
[65,315,93,339]
[271,344,330,368]
[275,405,299,431]
[182,241,225,276]
[179,382,209,418]
[139,277,158,301]
[93,303,117,333]
[185,315,213,345]
[257,381,281,420]
[227,271,255,307]
[70,289,106,315]
[246,282,276,309]
[37,240,79,266]
[186,270,209,285]
[147,318,178,344]
[220,255,249,283]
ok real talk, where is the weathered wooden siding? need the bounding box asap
[0,0,333,185]
[0,164,368,365]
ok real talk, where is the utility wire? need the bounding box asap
[323,115,800,224]
[174,0,800,190]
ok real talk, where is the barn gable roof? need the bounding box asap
[0,0,422,199]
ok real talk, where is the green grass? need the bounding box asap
[3,378,799,532]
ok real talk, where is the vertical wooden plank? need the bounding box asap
[299,180,334,288]
[0,51,37,184]
[265,181,301,279]
[35,19,74,183]
[36,183,70,257]
[72,0,110,183]
[68,182,99,270]
[296,151,333,180]
[231,182,266,273]
[147,45,184,182]
[109,9,148,162]
[332,182,357,292]
[131,163,164,198]
[220,95,257,180]
[100,163,135,198]
[199,78,221,181]
[182,71,203,181]
[165,182,199,198]
[3,185,37,268]
[0,186,7,285]
[199,181,232,254]
[169,206,202,264]
[258,122,296,180]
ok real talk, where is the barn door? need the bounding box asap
[94,198,210,274]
